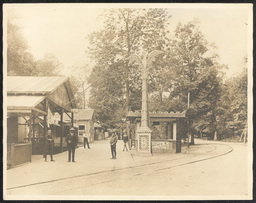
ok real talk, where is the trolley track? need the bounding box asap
[7,142,233,193]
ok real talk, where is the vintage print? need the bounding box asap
[3,3,253,200]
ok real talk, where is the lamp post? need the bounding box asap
[129,50,163,153]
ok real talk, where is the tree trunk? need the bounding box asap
[125,75,129,113]
[214,130,218,141]
[244,132,247,143]
[190,133,195,145]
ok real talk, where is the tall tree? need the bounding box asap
[219,58,247,139]
[35,53,63,76]
[192,65,225,140]
[7,14,61,77]
[166,20,220,144]
[88,62,125,128]
[7,17,36,76]
[68,64,91,109]
[88,8,170,126]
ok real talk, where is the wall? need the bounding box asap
[7,143,32,169]
[7,117,18,143]
[17,117,28,142]
[77,120,94,143]
[152,140,177,154]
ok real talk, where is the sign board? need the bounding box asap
[152,141,169,150]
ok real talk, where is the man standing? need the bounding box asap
[83,132,91,149]
[110,132,118,159]
[122,130,129,151]
[43,129,55,162]
[66,127,77,162]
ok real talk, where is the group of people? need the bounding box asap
[109,130,129,159]
[43,127,91,163]
[43,128,130,162]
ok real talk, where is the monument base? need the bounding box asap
[137,127,152,154]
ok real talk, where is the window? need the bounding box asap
[79,125,85,130]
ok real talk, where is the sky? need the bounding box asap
[4,3,253,78]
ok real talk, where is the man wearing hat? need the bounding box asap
[66,127,78,162]
[110,132,118,159]
[43,129,55,162]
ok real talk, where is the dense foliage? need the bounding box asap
[7,17,62,76]
[87,8,171,128]
[87,9,248,141]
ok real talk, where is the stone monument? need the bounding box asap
[129,51,163,153]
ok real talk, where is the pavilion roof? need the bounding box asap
[7,76,68,95]
[7,76,76,116]
[75,109,94,121]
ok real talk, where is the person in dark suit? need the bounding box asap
[66,127,77,162]
[110,132,118,159]
[43,129,55,162]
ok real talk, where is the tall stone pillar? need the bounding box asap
[137,54,152,153]
[129,51,163,154]
[44,99,48,138]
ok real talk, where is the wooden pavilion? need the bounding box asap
[7,76,76,168]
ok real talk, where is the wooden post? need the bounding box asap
[71,112,74,127]
[44,99,48,137]
[28,116,32,142]
[32,117,35,140]
[60,109,64,153]
[32,116,35,154]
[176,121,181,153]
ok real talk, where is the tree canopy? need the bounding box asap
[87,8,171,127]
[7,18,36,76]
[7,17,62,77]
[87,10,247,141]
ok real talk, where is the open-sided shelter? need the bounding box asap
[126,111,186,154]
[7,76,76,168]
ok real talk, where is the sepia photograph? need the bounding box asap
[2,3,253,200]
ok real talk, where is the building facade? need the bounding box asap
[74,109,95,144]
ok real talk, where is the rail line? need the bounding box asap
[7,142,233,191]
